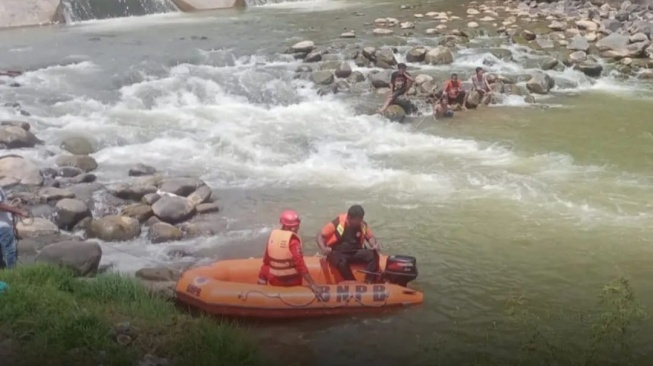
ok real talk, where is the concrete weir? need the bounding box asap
[0,0,246,29]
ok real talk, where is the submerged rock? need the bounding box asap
[55,155,98,172]
[148,223,183,244]
[87,215,141,242]
[60,136,95,155]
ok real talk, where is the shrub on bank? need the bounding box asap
[0,264,267,366]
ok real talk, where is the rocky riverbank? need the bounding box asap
[0,120,226,293]
[285,0,653,119]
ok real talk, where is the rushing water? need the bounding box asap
[2,0,653,364]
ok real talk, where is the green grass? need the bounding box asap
[0,264,269,366]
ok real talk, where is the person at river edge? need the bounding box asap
[257,210,321,295]
[0,187,28,269]
[435,73,468,111]
[470,67,493,106]
[378,63,414,114]
[433,96,454,119]
[316,205,381,284]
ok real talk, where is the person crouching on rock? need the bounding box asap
[471,67,493,106]
[378,63,414,114]
[0,187,28,269]
[257,210,321,296]
[433,96,454,120]
[435,73,468,111]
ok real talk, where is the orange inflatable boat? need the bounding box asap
[175,253,424,318]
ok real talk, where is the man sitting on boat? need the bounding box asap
[316,205,381,284]
[258,210,320,294]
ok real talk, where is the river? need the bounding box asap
[1,0,653,364]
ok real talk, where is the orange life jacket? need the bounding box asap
[267,229,301,278]
[325,213,368,248]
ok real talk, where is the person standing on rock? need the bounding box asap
[470,67,493,106]
[257,210,321,296]
[0,187,29,269]
[435,73,468,111]
[378,63,414,114]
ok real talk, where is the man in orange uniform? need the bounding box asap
[258,210,320,294]
[316,205,381,284]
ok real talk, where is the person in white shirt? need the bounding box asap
[470,67,493,106]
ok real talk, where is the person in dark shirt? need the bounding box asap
[378,63,414,114]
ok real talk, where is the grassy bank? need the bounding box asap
[0,264,269,366]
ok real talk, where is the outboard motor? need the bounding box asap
[382,255,418,287]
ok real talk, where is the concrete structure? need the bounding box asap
[170,0,246,11]
[0,0,65,29]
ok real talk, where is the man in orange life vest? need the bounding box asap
[316,205,381,284]
[257,210,320,295]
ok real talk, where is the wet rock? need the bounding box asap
[585,32,599,42]
[467,8,480,15]
[18,234,81,256]
[108,183,157,201]
[181,220,226,238]
[152,195,196,224]
[0,126,41,149]
[295,65,312,73]
[630,32,649,44]
[526,72,555,94]
[16,218,60,239]
[55,155,98,172]
[548,20,566,31]
[335,62,352,78]
[309,71,331,86]
[54,198,91,230]
[602,19,622,34]
[535,36,555,49]
[38,187,75,202]
[362,46,377,61]
[375,48,397,68]
[405,47,427,63]
[354,53,370,67]
[382,104,407,122]
[87,216,141,242]
[372,28,394,36]
[568,34,590,52]
[425,46,454,65]
[35,241,102,277]
[340,31,356,38]
[320,61,341,71]
[142,193,161,206]
[415,74,434,86]
[291,40,315,53]
[135,266,180,282]
[56,173,97,185]
[638,70,653,79]
[347,71,365,83]
[467,22,479,28]
[196,202,220,214]
[145,216,162,227]
[575,60,603,77]
[400,21,415,29]
[304,50,323,63]
[121,203,153,223]
[541,57,559,70]
[597,32,630,52]
[576,20,599,32]
[0,121,30,131]
[58,167,83,178]
[369,70,393,88]
[187,186,212,208]
[567,51,588,63]
[128,163,156,177]
[0,155,43,186]
[60,136,95,155]
[521,30,536,41]
[148,223,183,244]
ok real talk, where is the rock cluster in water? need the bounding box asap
[286,0,653,115]
[0,123,222,293]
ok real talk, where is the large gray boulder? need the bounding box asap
[87,215,141,242]
[54,198,91,229]
[152,195,196,224]
[35,241,102,276]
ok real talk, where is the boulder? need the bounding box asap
[58,167,83,178]
[548,21,566,31]
[568,34,590,52]
[347,71,365,83]
[128,163,156,177]
[369,70,392,88]
[596,32,630,52]
[0,126,41,149]
[568,51,588,64]
[334,62,352,79]
[87,215,141,242]
[38,187,75,202]
[121,203,153,223]
[372,28,394,36]
[576,20,599,32]
[291,40,315,53]
[541,57,559,70]
[382,104,407,123]
[0,155,43,186]
[521,30,536,41]
[108,183,157,201]
[54,198,91,229]
[375,49,397,68]
[142,193,161,206]
[405,47,427,63]
[574,61,603,77]
[535,36,555,50]
[56,173,96,185]
[148,223,183,244]
[414,74,434,86]
[16,218,59,239]
[152,195,196,224]
[159,177,206,196]
[187,186,212,207]
[55,155,98,172]
[181,220,226,238]
[424,46,454,65]
[362,47,377,61]
[630,32,649,44]
[60,136,95,155]
[18,234,81,256]
[35,241,102,277]
[526,72,555,94]
[196,202,220,214]
[304,50,322,63]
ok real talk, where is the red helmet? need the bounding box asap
[279,210,300,227]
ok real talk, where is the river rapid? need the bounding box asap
[2,0,653,364]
